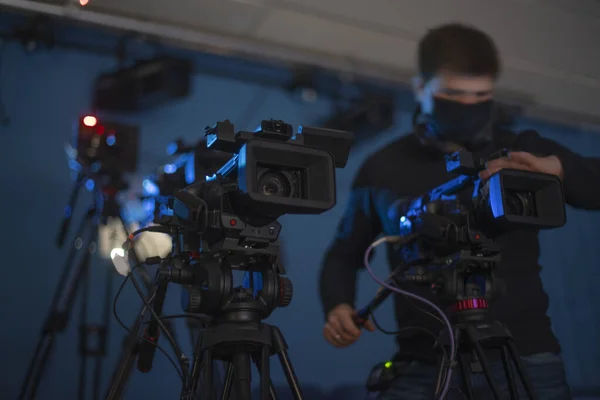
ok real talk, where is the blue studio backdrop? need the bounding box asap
[0,14,599,400]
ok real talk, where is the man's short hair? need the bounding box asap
[417,23,501,82]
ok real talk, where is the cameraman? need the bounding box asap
[319,23,600,400]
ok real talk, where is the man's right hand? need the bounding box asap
[323,303,376,348]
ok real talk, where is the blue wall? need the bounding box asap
[1,17,599,400]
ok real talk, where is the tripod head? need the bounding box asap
[403,248,501,321]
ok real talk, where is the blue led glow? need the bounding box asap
[185,153,195,184]
[206,174,217,182]
[63,205,72,217]
[142,179,159,196]
[106,135,116,146]
[84,179,95,192]
[142,198,156,214]
[440,194,457,201]
[399,216,413,236]
[292,125,303,141]
[164,164,177,174]
[166,141,178,155]
[68,159,80,172]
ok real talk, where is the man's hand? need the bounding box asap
[479,151,564,181]
[323,303,375,348]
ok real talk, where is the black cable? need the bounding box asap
[371,311,439,343]
[368,305,447,359]
[112,264,184,381]
[128,272,189,378]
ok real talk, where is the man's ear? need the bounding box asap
[412,76,424,101]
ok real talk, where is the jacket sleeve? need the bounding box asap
[319,163,382,318]
[514,130,600,210]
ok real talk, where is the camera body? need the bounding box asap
[205,119,352,218]
[163,119,353,262]
[395,149,566,264]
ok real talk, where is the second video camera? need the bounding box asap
[395,149,566,262]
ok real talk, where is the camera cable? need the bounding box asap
[363,235,456,400]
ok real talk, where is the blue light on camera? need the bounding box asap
[164,164,177,174]
[142,179,159,196]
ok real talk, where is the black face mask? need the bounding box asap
[425,97,494,147]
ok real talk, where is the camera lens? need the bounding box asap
[258,170,291,197]
[504,191,535,217]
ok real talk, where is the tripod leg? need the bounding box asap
[92,259,113,400]
[470,340,502,400]
[434,352,450,398]
[202,349,215,400]
[221,362,234,400]
[232,353,252,400]
[105,278,158,400]
[259,346,271,400]
[180,335,205,400]
[271,326,303,400]
[186,317,221,398]
[252,352,278,400]
[77,253,91,400]
[457,353,475,400]
[434,326,460,399]
[18,211,95,400]
[105,311,144,400]
[23,335,56,400]
[501,347,518,400]
[505,342,538,400]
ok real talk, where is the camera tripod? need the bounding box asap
[357,258,538,400]
[181,292,303,400]
[432,272,537,400]
[17,175,156,400]
[139,251,305,400]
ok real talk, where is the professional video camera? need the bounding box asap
[168,119,352,230]
[123,119,352,400]
[396,148,566,264]
[358,148,566,400]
